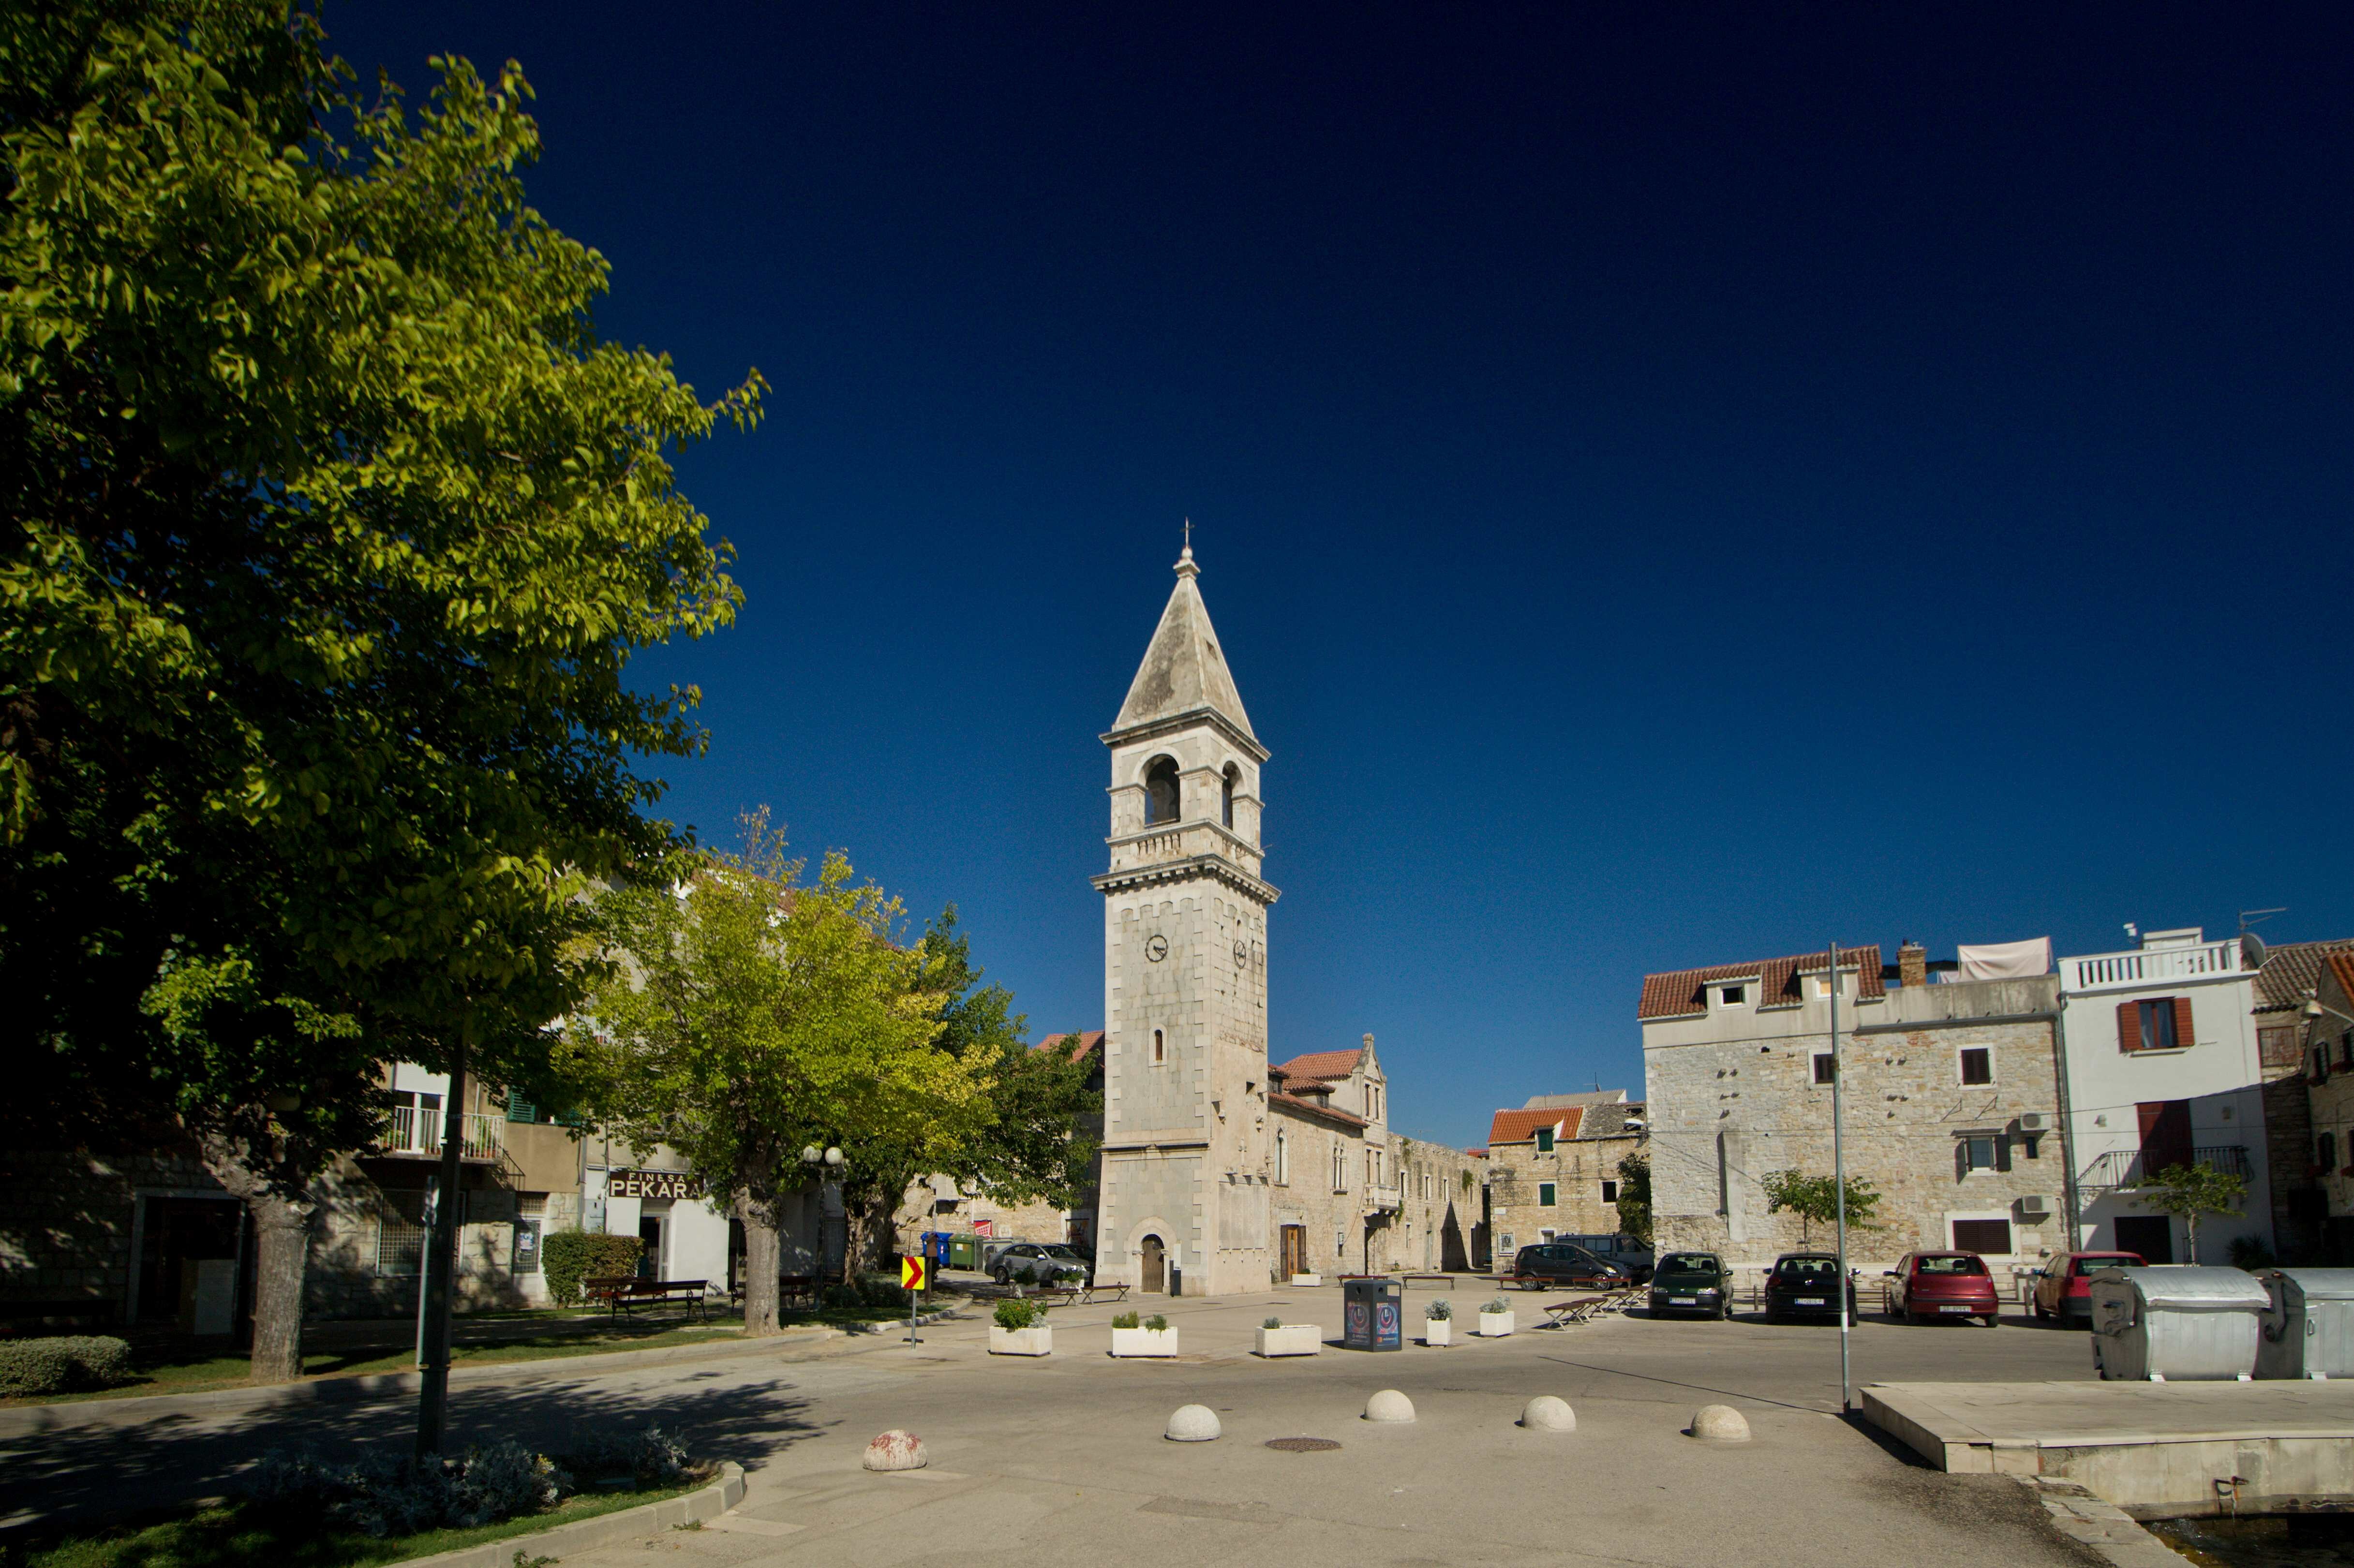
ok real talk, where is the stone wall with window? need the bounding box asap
[1644,955,2065,1272]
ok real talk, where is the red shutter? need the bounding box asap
[2117,999,2142,1052]
[2172,996,2196,1050]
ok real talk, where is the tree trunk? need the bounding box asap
[739,1193,782,1337]
[2186,1214,2200,1266]
[196,1129,315,1385]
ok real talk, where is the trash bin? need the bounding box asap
[1168,1262,1183,1298]
[2256,1269,2354,1379]
[947,1234,980,1271]
[1343,1277,1402,1351]
[2090,1266,2267,1381]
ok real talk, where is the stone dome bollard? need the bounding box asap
[862,1429,928,1470]
[1165,1404,1222,1442]
[1362,1389,1416,1423]
[1520,1395,1577,1432]
[1688,1405,1751,1443]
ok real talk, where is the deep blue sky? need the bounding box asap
[336,3,2354,1151]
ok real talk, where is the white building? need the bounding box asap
[2058,927,2272,1264]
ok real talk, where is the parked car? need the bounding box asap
[1647,1251,1732,1318]
[1509,1243,1628,1291]
[990,1243,1090,1286]
[1883,1250,2002,1326]
[1559,1232,1657,1285]
[1760,1252,1859,1322]
[2028,1250,2145,1326]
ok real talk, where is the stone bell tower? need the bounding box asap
[1091,543,1278,1296]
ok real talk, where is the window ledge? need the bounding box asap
[2120,1046,2195,1057]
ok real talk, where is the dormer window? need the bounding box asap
[1717,984,1747,1007]
[1535,1126,1555,1154]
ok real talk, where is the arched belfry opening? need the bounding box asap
[1221,764,1238,828]
[1145,755,1180,825]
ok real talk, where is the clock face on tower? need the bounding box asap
[1144,933,1168,962]
[1233,940,1250,969]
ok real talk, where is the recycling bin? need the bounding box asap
[2089,1266,2267,1381]
[2256,1269,2354,1379]
[1343,1277,1402,1351]
[946,1234,981,1271]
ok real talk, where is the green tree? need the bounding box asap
[2141,1162,2247,1266]
[1614,1151,1653,1246]
[1758,1169,1882,1245]
[1,2,758,1380]
[576,815,990,1336]
[832,910,1100,1275]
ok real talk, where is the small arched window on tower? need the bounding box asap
[1221,764,1237,828]
[1152,1028,1165,1065]
[1145,756,1180,826]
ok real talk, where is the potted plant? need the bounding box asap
[1289,1270,1322,1286]
[1255,1314,1321,1358]
[988,1296,1052,1356]
[1110,1310,1179,1358]
[1478,1296,1515,1338]
[1423,1297,1453,1346]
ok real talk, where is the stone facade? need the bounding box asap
[1483,1093,1644,1263]
[2301,951,2354,1258]
[1644,944,2066,1271]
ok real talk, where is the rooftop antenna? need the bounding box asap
[2239,907,2287,933]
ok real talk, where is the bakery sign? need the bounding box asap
[607,1169,701,1201]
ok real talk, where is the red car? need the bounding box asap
[1882,1250,2002,1326]
[2028,1251,2145,1327]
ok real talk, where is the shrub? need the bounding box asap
[993,1298,1040,1331]
[0,1335,135,1396]
[1111,1311,1139,1330]
[1263,1317,1283,1330]
[248,1439,579,1537]
[1143,1315,1169,1332]
[564,1426,688,1487]
[1483,1298,1508,1315]
[542,1231,645,1307]
[1426,1299,1452,1321]
[2229,1235,2278,1272]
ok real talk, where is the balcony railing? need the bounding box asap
[2079,1144,2250,1192]
[380,1107,504,1161]
[2062,939,2242,994]
[1365,1181,1403,1212]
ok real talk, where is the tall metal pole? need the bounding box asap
[1830,941,1851,1413]
[416,1017,469,1457]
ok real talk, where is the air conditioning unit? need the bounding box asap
[2017,1112,2050,1134]
[2017,1194,2052,1218]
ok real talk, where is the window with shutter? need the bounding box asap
[2117,999,2143,1051]
[2172,997,2195,1050]
[2120,998,2183,1051]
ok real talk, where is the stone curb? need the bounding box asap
[395,1461,746,1568]
[2013,1477,2189,1568]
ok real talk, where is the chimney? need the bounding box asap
[1899,941,1928,989]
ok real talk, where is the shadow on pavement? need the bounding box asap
[0,1370,824,1536]
[1535,1355,1840,1414]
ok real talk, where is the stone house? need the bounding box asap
[2254,939,2354,1258]
[1483,1091,1644,1264]
[891,1031,1107,1258]
[1643,942,2067,1273]
[2299,951,2354,1260]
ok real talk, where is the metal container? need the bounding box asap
[2256,1269,2354,1380]
[1342,1277,1402,1351]
[2089,1266,2267,1381]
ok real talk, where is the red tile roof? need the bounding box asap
[1035,1030,1103,1061]
[1638,944,1885,1021]
[2254,940,2354,1013]
[2326,951,2354,1003]
[1466,1147,1489,1158]
[1270,1091,1368,1130]
[1488,1107,1581,1146]
[1272,1047,1364,1081]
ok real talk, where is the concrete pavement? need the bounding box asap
[2,1281,2137,1564]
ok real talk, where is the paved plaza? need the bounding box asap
[1,1284,2125,1565]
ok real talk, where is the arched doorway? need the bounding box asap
[1141,1233,1166,1293]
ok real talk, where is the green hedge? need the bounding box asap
[0,1334,134,1396]
[542,1231,645,1307]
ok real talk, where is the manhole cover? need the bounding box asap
[1264,1437,1342,1452]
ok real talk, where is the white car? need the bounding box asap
[990,1243,1089,1286]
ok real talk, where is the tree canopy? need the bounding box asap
[1758,1168,1882,1245]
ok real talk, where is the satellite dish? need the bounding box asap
[2242,931,2269,969]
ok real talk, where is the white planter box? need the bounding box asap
[1288,1273,1323,1287]
[1423,1318,1452,1346]
[988,1325,1052,1357]
[1478,1311,1515,1338]
[1255,1324,1321,1357]
[1111,1326,1179,1358]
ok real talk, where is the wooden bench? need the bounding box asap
[1401,1272,1455,1287]
[1538,1295,1614,1329]
[583,1274,637,1314]
[608,1278,710,1321]
[727,1275,820,1313]
[1026,1280,1131,1307]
